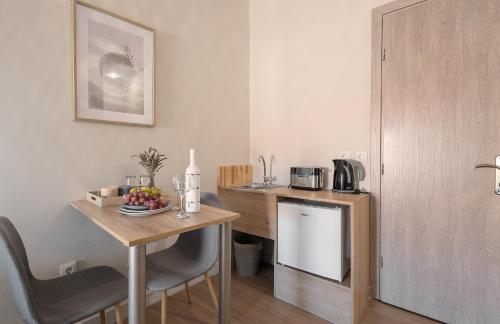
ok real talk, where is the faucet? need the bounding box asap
[258,155,273,186]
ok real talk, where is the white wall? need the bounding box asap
[0,1,249,322]
[249,0,389,190]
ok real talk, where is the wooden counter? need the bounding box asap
[220,186,367,203]
[218,186,370,324]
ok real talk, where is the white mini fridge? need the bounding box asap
[277,200,350,281]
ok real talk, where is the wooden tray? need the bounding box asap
[86,191,123,208]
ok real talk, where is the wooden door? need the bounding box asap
[380,0,500,322]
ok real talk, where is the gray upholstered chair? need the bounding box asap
[146,192,221,324]
[0,216,128,324]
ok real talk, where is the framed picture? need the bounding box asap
[73,1,155,126]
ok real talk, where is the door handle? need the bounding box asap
[473,155,500,195]
[474,164,500,170]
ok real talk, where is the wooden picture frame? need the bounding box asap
[73,1,155,126]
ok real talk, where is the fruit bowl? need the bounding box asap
[120,204,149,211]
[117,203,172,217]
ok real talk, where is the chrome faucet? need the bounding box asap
[258,155,273,186]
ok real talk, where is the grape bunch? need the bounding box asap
[123,187,166,210]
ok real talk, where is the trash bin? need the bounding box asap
[233,235,262,277]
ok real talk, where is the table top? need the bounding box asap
[70,200,240,247]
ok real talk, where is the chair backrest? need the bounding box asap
[174,192,221,265]
[0,217,39,324]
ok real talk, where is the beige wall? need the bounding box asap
[249,0,389,190]
[0,1,248,322]
[0,0,397,321]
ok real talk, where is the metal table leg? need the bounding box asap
[219,222,232,324]
[129,245,146,324]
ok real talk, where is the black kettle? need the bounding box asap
[332,159,356,193]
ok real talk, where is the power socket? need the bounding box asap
[356,152,368,162]
[340,152,351,159]
[59,261,77,276]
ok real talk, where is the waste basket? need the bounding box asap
[233,235,262,277]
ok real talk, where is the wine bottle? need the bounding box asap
[185,148,200,212]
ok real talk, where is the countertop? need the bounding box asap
[218,186,369,206]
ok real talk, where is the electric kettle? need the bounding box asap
[332,159,359,193]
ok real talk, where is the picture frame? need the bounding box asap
[73,1,155,126]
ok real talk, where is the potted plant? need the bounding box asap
[132,147,167,188]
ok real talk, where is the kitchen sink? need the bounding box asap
[238,183,280,190]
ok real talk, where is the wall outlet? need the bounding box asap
[340,152,351,159]
[356,152,368,162]
[59,261,77,276]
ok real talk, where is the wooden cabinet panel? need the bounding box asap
[219,189,276,240]
[274,263,352,324]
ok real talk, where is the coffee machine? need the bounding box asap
[332,159,363,193]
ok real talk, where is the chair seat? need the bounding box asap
[33,266,128,324]
[146,248,214,291]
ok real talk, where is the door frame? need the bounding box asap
[370,0,428,299]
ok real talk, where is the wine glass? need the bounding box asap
[171,174,181,211]
[172,175,189,218]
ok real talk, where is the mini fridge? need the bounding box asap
[277,200,350,281]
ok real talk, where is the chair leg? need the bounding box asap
[99,310,106,324]
[185,282,192,304]
[161,290,168,324]
[204,272,218,309]
[115,303,123,324]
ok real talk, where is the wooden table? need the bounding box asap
[70,200,239,324]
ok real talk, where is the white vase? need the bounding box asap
[185,148,200,212]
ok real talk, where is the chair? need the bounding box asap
[0,216,128,324]
[146,192,221,324]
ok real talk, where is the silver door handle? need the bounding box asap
[474,156,500,195]
[474,164,500,170]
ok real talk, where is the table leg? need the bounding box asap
[219,222,232,324]
[129,245,146,324]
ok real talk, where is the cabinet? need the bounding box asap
[218,186,370,324]
[218,188,276,240]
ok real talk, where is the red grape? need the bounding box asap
[131,196,137,203]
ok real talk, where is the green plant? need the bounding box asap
[132,147,167,187]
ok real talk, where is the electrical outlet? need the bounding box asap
[340,152,351,159]
[356,152,368,162]
[59,261,77,276]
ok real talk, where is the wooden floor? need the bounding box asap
[142,265,438,324]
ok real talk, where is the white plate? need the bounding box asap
[117,203,172,217]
